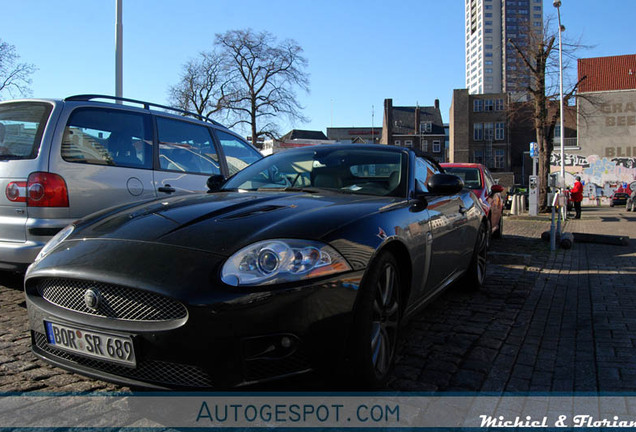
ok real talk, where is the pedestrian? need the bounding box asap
[570,176,583,219]
[627,189,636,212]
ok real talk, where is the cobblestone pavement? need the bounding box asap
[1,206,635,392]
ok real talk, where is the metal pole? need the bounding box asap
[115,0,123,101]
[556,3,565,185]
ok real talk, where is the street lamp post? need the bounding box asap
[554,0,565,186]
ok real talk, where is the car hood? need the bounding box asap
[69,191,399,256]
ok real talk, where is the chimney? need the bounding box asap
[434,99,440,110]
[414,106,421,135]
[381,98,393,145]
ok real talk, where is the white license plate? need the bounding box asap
[45,321,136,367]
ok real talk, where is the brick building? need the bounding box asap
[449,89,511,172]
[381,98,446,162]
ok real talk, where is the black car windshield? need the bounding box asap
[223,147,408,197]
[444,167,483,189]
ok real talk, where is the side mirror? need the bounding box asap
[207,174,226,192]
[427,173,464,195]
[491,184,504,194]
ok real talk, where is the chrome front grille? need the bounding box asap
[36,278,187,322]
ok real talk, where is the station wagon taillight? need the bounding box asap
[6,181,27,202]
[5,173,69,207]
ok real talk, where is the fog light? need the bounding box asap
[281,336,292,348]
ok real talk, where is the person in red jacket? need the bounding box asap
[570,176,583,219]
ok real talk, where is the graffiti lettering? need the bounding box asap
[612,157,636,169]
[550,153,589,167]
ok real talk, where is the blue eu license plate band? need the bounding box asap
[45,321,56,344]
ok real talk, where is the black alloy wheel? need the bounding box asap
[348,252,401,387]
[463,221,488,290]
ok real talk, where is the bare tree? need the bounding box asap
[507,19,588,211]
[169,30,309,147]
[168,51,228,119]
[215,29,309,147]
[0,39,37,100]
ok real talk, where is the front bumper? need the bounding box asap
[25,239,362,389]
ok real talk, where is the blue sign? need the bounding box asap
[529,142,538,158]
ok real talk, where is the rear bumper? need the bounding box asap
[0,218,73,268]
[0,240,45,270]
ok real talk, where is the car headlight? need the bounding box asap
[35,224,75,262]
[221,239,351,286]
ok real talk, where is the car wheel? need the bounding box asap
[348,252,401,388]
[610,201,615,207]
[484,218,492,249]
[463,221,488,290]
[492,215,503,239]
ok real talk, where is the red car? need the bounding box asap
[441,163,504,242]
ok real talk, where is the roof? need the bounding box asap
[391,106,445,136]
[280,129,329,141]
[578,54,636,93]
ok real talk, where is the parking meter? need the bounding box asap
[529,175,539,216]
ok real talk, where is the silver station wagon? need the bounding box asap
[0,95,263,271]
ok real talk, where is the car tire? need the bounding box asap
[610,201,615,207]
[485,218,492,249]
[348,251,401,388]
[462,221,488,290]
[492,216,503,239]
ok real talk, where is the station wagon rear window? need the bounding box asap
[0,102,53,160]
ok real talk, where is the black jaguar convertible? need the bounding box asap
[25,144,488,389]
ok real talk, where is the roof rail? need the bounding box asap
[64,94,223,126]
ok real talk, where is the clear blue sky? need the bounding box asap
[2,0,635,136]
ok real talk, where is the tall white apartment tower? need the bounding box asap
[465,0,543,95]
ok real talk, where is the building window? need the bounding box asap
[495,99,504,111]
[432,140,441,153]
[474,150,484,164]
[473,123,483,141]
[422,140,428,152]
[420,121,433,133]
[485,99,494,111]
[394,140,401,146]
[473,99,484,112]
[495,122,505,140]
[405,140,413,147]
[494,150,505,168]
[484,122,494,141]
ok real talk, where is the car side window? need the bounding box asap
[415,158,437,193]
[215,130,262,176]
[61,108,153,169]
[156,117,221,175]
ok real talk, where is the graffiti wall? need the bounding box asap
[550,153,636,202]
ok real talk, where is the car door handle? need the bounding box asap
[158,185,176,194]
